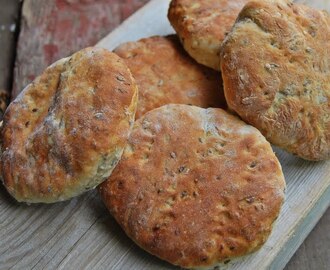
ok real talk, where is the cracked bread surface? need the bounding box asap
[100,104,285,269]
[114,35,226,119]
[1,47,138,203]
[168,0,250,70]
[221,0,330,160]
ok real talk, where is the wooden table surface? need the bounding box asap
[0,0,328,269]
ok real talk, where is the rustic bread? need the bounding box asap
[114,35,226,119]
[1,47,138,203]
[221,0,330,160]
[168,0,250,70]
[100,104,285,269]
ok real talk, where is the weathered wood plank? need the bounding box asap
[0,0,21,118]
[285,208,330,270]
[0,1,329,270]
[11,0,150,99]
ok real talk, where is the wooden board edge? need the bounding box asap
[96,0,173,50]
[95,0,155,48]
[270,185,330,270]
[0,0,22,117]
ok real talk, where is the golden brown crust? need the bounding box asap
[168,0,250,70]
[100,104,285,269]
[221,0,330,161]
[114,35,226,119]
[1,47,138,203]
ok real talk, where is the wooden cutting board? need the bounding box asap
[0,0,329,269]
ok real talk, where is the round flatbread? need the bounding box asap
[114,35,225,119]
[1,47,138,203]
[221,0,330,161]
[168,0,250,70]
[100,104,285,269]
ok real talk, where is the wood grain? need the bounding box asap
[0,0,329,270]
[0,0,21,118]
[11,0,150,99]
[285,208,330,270]
[296,0,330,10]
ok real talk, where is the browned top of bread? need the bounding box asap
[114,35,226,119]
[100,104,285,269]
[1,47,138,203]
[168,0,250,70]
[221,0,330,161]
